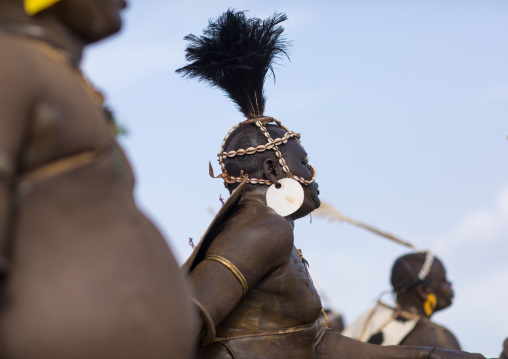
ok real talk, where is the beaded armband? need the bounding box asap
[204,254,248,297]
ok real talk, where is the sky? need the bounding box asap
[83,1,507,357]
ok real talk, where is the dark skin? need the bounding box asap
[501,338,508,359]
[396,258,461,350]
[319,310,344,333]
[191,135,322,358]
[189,127,484,359]
[0,1,193,358]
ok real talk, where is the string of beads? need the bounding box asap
[217,117,317,186]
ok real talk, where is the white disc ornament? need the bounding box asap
[266,178,304,217]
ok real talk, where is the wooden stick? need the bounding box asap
[313,202,421,251]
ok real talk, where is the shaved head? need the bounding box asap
[391,253,430,292]
[223,124,291,190]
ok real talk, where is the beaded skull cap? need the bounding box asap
[217,116,316,187]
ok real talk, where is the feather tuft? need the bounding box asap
[176,9,290,119]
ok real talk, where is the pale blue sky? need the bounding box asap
[84,1,507,356]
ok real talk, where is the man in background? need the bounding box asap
[343,252,460,349]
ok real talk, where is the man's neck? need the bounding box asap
[285,217,295,230]
[239,186,268,203]
[0,17,85,67]
[239,185,297,230]
[397,302,429,318]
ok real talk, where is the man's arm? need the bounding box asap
[0,40,38,274]
[315,331,485,359]
[189,212,294,343]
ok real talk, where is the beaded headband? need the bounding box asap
[217,117,316,187]
[417,251,435,281]
[393,251,436,294]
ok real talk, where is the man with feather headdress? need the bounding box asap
[0,0,193,357]
[178,9,485,359]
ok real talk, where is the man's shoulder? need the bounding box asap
[0,33,37,62]
[0,34,41,88]
[209,204,294,268]
[229,203,294,242]
[429,320,460,345]
[417,317,454,333]
[404,317,461,350]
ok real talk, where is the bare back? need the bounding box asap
[0,34,193,359]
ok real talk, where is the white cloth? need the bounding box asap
[342,302,420,345]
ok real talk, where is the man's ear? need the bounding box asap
[415,282,430,301]
[263,159,281,187]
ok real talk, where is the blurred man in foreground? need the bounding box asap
[0,0,193,357]
[178,9,484,359]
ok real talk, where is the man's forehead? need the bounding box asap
[285,138,307,158]
[434,259,445,271]
[263,125,308,157]
[429,258,446,278]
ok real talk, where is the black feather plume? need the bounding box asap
[176,10,290,119]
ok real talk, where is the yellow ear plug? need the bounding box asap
[423,293,437,317]
[24,0,62,15]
